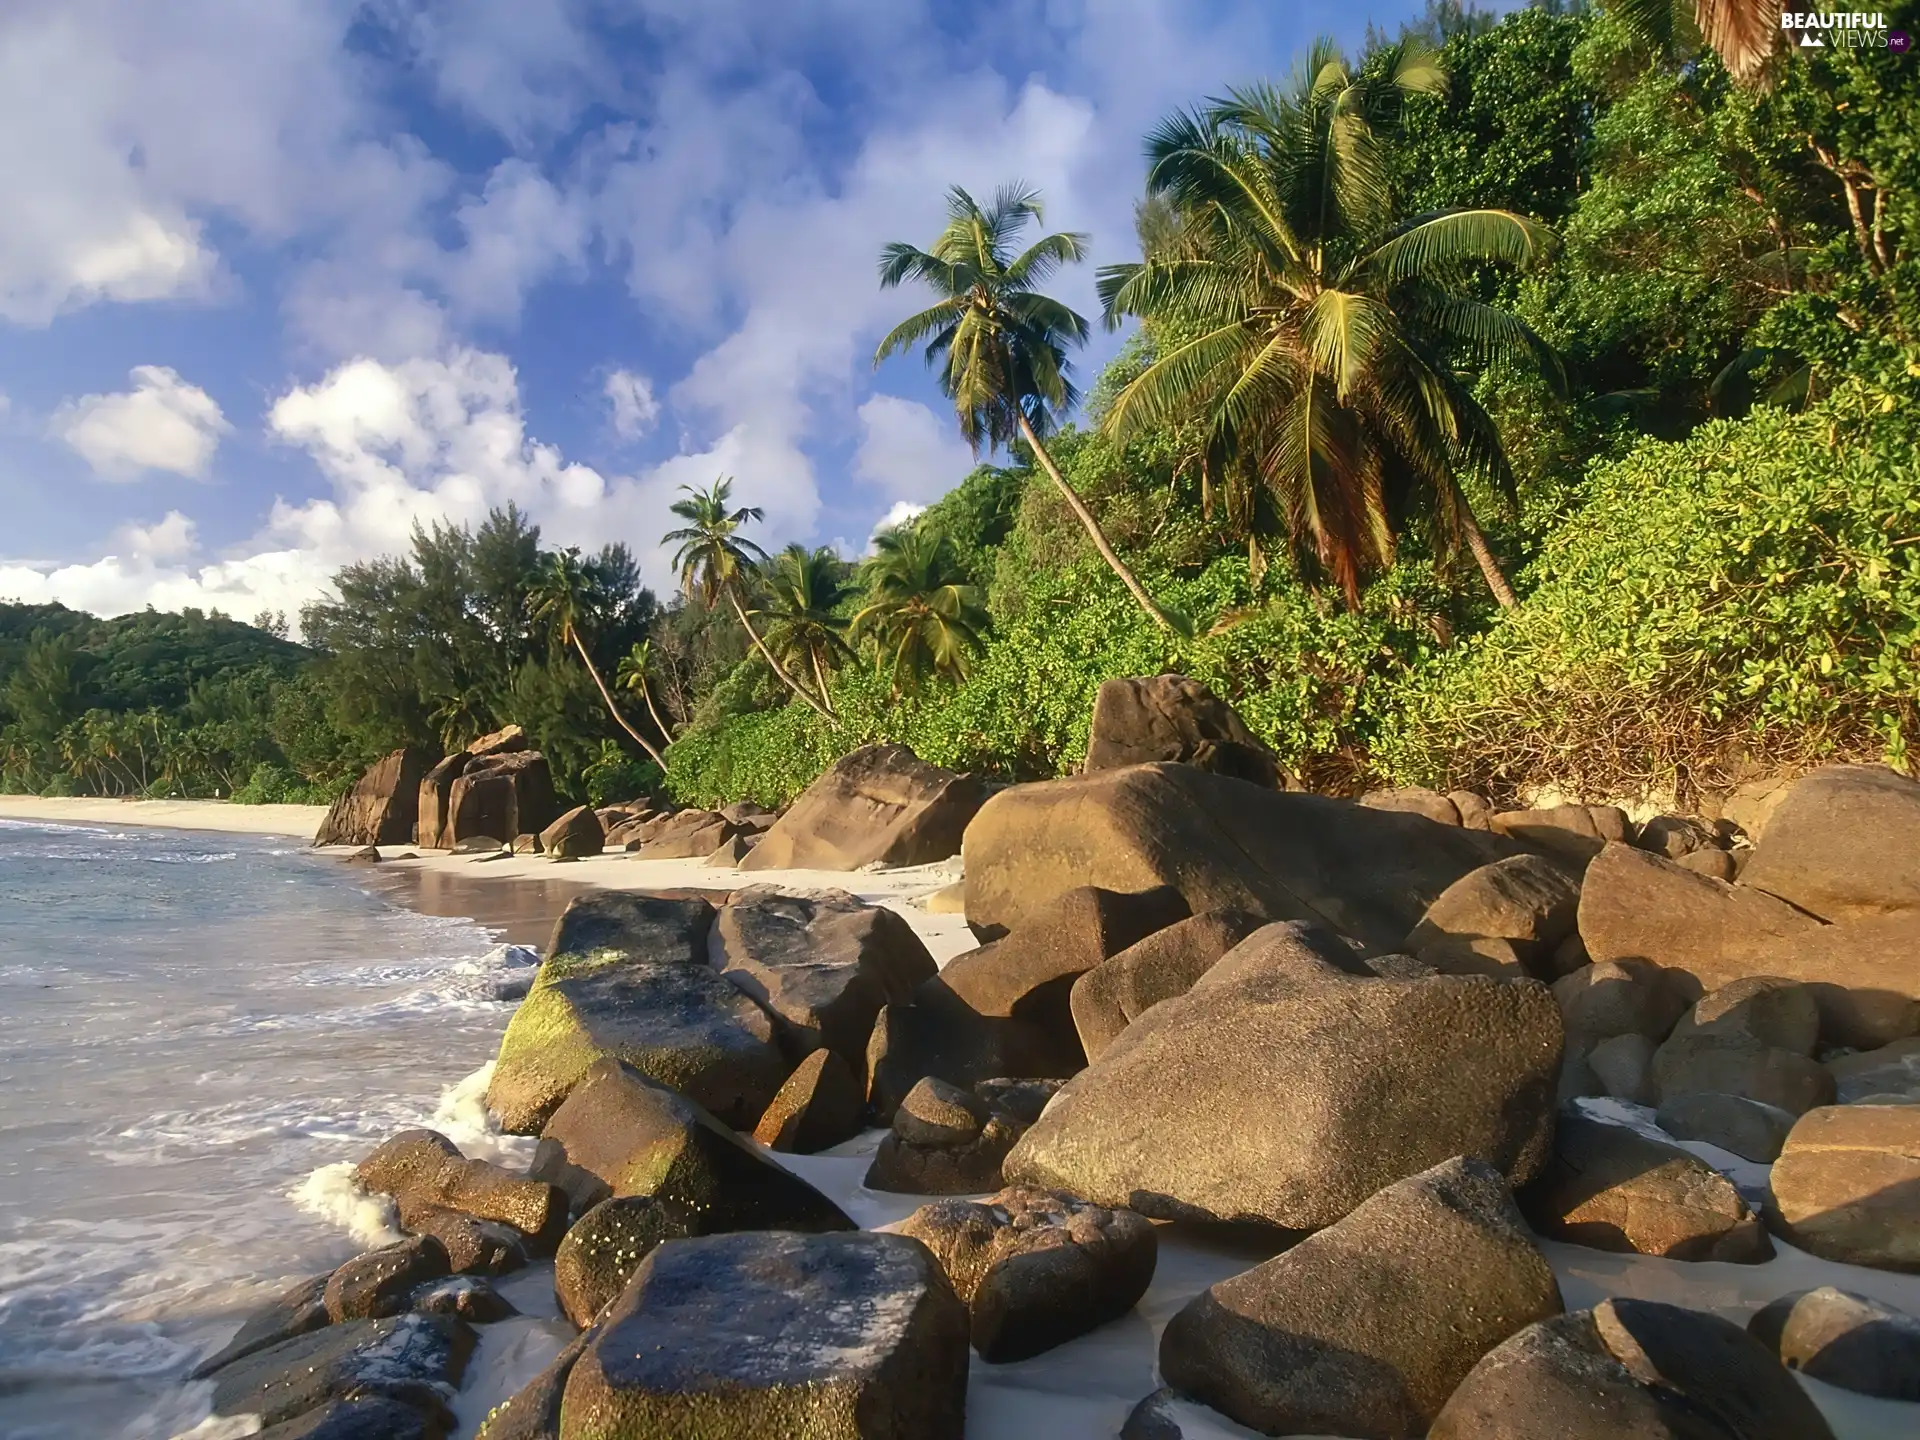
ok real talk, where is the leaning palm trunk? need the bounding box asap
[573,634,668,768]
[1017,414,1178,634]
[637,676,674,749]
[1459,510,1517,610]
[728,591,838,722]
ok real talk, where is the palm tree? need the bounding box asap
[615,639,675,749]
[1098,40,1562,607]
[852,524,989,692]
[875,184,1178,633]
[758,545,856,716]
[525,548,667,768]
[663,478,835,720]
[1609,0,1780,85]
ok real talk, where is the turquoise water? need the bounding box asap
[0,820,525,1440]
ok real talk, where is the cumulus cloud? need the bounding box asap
[852,395,975,505]
[116,510,198,561]
[51,366,230,479]
[604,369,661,440]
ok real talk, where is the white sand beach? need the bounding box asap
[0,796,331,839]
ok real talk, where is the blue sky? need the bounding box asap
[0,0,1436,628]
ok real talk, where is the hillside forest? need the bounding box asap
[3,1,1916,814]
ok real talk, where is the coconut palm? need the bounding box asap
[1609,0,1781,86]
[662,478,835,720]
[852,525,989,692]
[1098,39,1563,607]
[757,544,856,716]
[875,184,1178,633]
[525,547,667,767]
[615,639,675,750]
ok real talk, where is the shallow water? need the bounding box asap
[0,820,537,1440]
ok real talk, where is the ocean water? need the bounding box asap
[0,820,537,1440]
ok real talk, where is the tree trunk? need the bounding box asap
[1460,508,1518,609]
[637,673,674,749]
[572,631,668,768]
[729,592,838,722]
[810,648,837,719]
[1018,412,1177,633]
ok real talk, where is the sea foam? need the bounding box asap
[289,1163,403,1248]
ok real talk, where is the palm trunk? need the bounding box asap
[810,648,837,720]
[1461,509,1517,610]
[729,591,838,722]
[1017,413,1177,633]
[637,675,674,749]
[573,632,669,768]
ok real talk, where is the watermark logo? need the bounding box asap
[1780,11,1905,49]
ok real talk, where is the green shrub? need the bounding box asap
[230,762,339,806]
[1374,380,1920,803]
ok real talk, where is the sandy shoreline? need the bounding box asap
[0,794,330,838]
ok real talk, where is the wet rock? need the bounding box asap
[324,1235,451,1321]
[750,1047,865,1154]
[190,1273,331,1379]
[1748,1286,1920,1401]
[403,1207,526,1276]
[552,1196,689,1328]
[474,1329,592,1440]
[896,1186,1157,1361]
[314,747,427,848]
[1827,1035,1920,1103]
[355,1130,567,1253]
[408,1275,515,1323]
[1739,763,1920,921]
[559,1231,969,1440]
[1769,1104,1920,1270]
[1519,1113,1770,1262]
[1654,1092,1795,1163]
[1007,923,1562,1228]
[253,1397,438,1439]
[539,805,604,861]
[1428,1298,1835,1440]
[1083,673,1282,788]
[1161,1156,1562,1437]
[1361,786,1462,824]
[1069,908,1267,1063]
[486,894,787,1133]
[741,743,984,872]
[531,1057,853,1231]
[710,888,936,1072]
[1650,1031,1835,1115]
[1405,854,1583,979]
[207,1312,474,1431]
[961,763,1519,950]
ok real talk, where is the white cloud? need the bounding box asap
[604,369,661,441]
[51,366,230,479]
[116,510,198,561]
[852,394,974,505]
[870,500,926,541]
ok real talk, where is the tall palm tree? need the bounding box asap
[1098,40,1563,607]
[875,184,1178,633]
[525,548,667,767]
[1610,0,1780,86]
[758,544,856,716]
[662,478,835,720]
[852,525,989,692]
[615,639,675,750]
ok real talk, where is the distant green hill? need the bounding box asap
[0,603,308,713]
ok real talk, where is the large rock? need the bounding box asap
[314,747,426,847]
[1667,975,1819,1055]
[1655,1092,1795,1163]
[207,1313,474,1431]
[539,805,605,861]
[355,1129,568,1253]
[1739,764,1920,921]
[1576,842,1920,1048]
[1070,908,1268,1062]
[1160,1156,1562,1437]
[1649,1031,1835,1115]
[1519,1113,1770,1262]
[741,743,985,872]
[864,985,1066,1120]
[1490,805,1621,864]
[1004,922,1562,1227]
[553,1196,688,1328]
[1406,854,1583,978]
[190,1274,331,1379]
[1769,1104,1920,1270]
[559,1231,970,1440]
[1748,1286,1920,1401]
[750,1047,865,1154]
[936,884,1189,1068]
[252,1398,439,1439]
[710,888,936,1071]
[1361,786,1462,825]
[322,1236,451,1322]
[896,1186,1157,1362]
[416,752,470,848]
[864,1077,1025,1195]
[963,762,1520,947]
[530,1058,853,1230]
[1827,1035,1920,1103]
[1428,1298,1835,1440]
[1083,674,1281,788]
[441,749,556,850]
[1551,960,1689,1078]
[474,1330,592,1440]
[486,894,787,1132]
[638,807,737,859]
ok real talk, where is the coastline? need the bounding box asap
[0,795,330,839]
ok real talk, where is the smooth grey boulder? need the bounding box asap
[539,805,605,860]
[740,743,983,872]
[896,1186,1157,1362]
[1160,1156,1562,1437]
[1655,1091,1795,1162]
[1748,1286,1920,1400]
[1519,1113,1771,1262]
[710,888,936,1071]
[1429,1299,1835,1440]
[208,1313,474,1431]
[1069,908,1267,1062]
[559,1231,970,1439]
[1005,923,1562,1227]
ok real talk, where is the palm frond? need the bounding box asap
[1362,208,1555,283]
